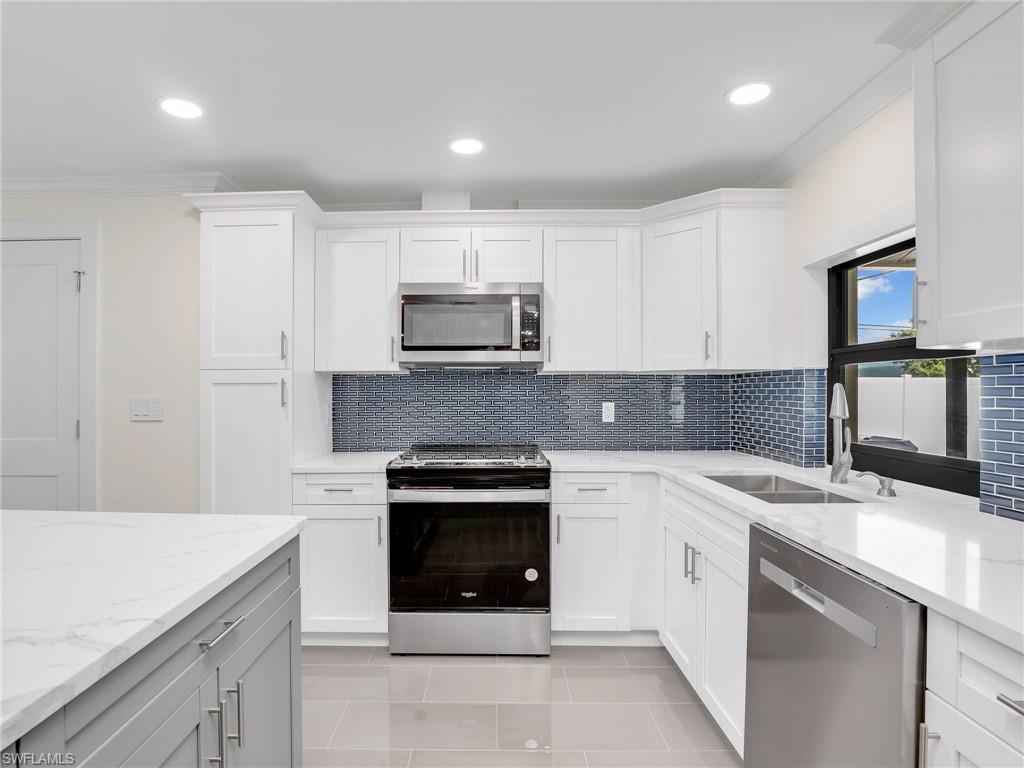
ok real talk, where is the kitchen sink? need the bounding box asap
[704,474,860,504]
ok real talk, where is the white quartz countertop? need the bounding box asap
[1,510,306,748]
[300,449,1024,650]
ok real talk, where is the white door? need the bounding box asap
[660,512,698,681]
[1,239,80,510]
[297,505,388,633]
[924,691,1024,768]
[200,370,291,515]
[315,229,400,372]
[915,3,1024,348]
[552,503,629,631]
[642,212,717,370]
[695,535,747,754]
[543,227,634,371]
[399,228,471,283]
[471,227,543,283]
[200,210,293,369]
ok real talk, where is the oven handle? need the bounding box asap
[388,489,550,503]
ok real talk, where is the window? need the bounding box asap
[828,237,980,496]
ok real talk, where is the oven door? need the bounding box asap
[388,489,550,613]
[398,283,524,365]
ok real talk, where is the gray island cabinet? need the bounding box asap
[9,537,301,767]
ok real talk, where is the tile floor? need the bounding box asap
[301,646,742,768]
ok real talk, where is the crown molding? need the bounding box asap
[875,1,969,51]
[747,53,912,188]
[186,190,325,224]
[1,172,240,198]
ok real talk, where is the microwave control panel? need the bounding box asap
[521,296,541,351]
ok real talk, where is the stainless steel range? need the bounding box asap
[386,444,551,655]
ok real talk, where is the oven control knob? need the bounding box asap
[524,568,538,582]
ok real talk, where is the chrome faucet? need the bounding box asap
[829,383,853,484]
[857,471,897,497]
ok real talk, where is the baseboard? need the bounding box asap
[301,629,662,648]
[302,632,388,647]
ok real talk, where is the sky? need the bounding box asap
[856,267,915,343]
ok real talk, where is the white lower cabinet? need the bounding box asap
[552,502,629,631]
[924,691,1024,768]
[200,370,292,516]
[296,504,388,634]
[659,496,748,756]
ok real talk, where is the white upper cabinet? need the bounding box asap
[543,227,639,371]
[399,227,471,283]
[200,210,294,370]
[315,229,400,372]
[914,2,1024,350]
[471,227,544,283]
[642,212,717,370]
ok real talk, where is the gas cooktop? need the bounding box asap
[388,443,549,469]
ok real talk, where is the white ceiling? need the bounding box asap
[2,1,919,209]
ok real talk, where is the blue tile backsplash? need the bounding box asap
[979,353,1024,522]
[332,368,828,466]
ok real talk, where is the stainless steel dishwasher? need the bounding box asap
[745,524,924,767]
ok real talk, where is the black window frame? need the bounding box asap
[827,237,980,497]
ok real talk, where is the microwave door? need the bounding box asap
[403,297,514,351]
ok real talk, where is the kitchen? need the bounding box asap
[1,2,1022,767]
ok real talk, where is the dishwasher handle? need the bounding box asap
[759,557,878,648]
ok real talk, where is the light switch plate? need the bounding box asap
[602,402,615,423]
[130,397,164,422]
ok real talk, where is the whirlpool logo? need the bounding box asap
[461,591,478,598]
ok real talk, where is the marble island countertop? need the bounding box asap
[1,510,306,748]
[307,449,1024,650]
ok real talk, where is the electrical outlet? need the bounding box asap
[129,397,164,422]
[602,402,615,423]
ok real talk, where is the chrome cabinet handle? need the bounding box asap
[475,249,480,281]
[683,542,693,580]
[226,679,244,747]
[691,550,702,584]
[547,336,552,362]
[199,616,245,651]
[377,515,383,546]
[704,331,712,361]
[917,723,940,768]
[997,693,1024,717]
[280,378,287,407]
[322,487,355,493]
[463,249,468,281]
[390,336,396,362]
[280,331,287,361]
[208,699,228,765]
[556,514,561,544]
[576,487,608,492]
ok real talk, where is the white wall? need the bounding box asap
[783,91,916,366]
[2,196,199,513]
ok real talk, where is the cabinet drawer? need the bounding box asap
[924,691,1024,768]
[928,610,1024,752]
[293,472,386,504]
[553,473,629,504]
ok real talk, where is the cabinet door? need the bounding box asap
[218,591,301,768]
[119,674,218,768]
[552,503,629,631]
[200,371,291,516]
[471,227,543,282]
[543,227,637,371]
[297,504,388,633]
[660,512,698,681]
[695,535,747,755]
[315,229,400,372]
[400,227,471,283]
[642,212,717,370]
[200,210,293,370]
[915,3,1024,348]
[924,691,1024,768]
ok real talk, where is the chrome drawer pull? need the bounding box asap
[576,486,608,492]
[227,679,244,747]
[199,616,245,651]
[997,693,1024,717]
[917,723,940,768]
[208,699,228,765]
[321,487,355,493]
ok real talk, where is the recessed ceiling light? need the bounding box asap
[160,98,203,119]
[449,138,484,155]
[726,82,772,106]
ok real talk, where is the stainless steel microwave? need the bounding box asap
[398,283,543,367]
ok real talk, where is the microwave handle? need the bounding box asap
[511,295,522,351]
